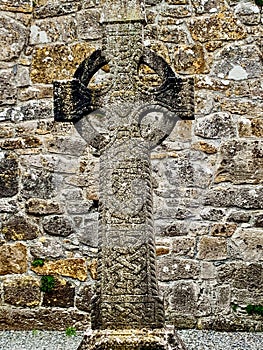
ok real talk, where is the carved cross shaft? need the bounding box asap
[54,0,194,331]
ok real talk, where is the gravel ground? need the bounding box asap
[0,330,262,350]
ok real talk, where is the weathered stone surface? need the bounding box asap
[254,214,263,227]
[198,237,227,260]
[0,243,27,275]
[76,283,94,312]
[25,198,62,215]
[174,43,208,74]
[200,208,225,221]
[30,237,64,259]
[46,135,87,156]
[0,0,33,12]
[2,214,40,240]
[231,228,263,262]
[0,307,90,330]
[172,237,196,257]
[42,215,74,237]
[42,278,75,308]
[158,24,190,43]
[212,45,262,80]
[18,85,53,101]
[0,69,17,106]
[227,211,251,223]
[0,15,27,61]
[0,100,53,122]
[194,112,236,139]
[218,263,263,292]
[210,223,237,237]
[189,12,246,42]
[215,140,263,184]
[0,199,18,213]
[3,276,41,307]
[166,281,198,315]
[31,43,95,84]
[239,118,263,138]
[0,136,41,150]
[192,141,217,154]
[161,5,192,18]
[87,258,97,280]
[33,0,81,18]
[79,219,98,247]
[31,258,87,281]
[221,99,263,116]
[22,169,55,199]
[30,15,77,44]
[234,2,260,25]
[204,186,263,209]
[201,262,216,280]
[192,0,227,14]
[0,158,19,198]
[157,256,200,281]
[77,10,102,39]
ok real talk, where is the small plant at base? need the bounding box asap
[231,303,238,312]
[40,275,55,292]
[32,329,38,336]
[32,258,45,267]
[65,327,77,337]
[246,304,263,316]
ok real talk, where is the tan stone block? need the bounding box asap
[232,228,263,262]
[0,0,33,12]
[0,243,27,275]
[2,214,40,241]
[0,136,42,149]
[189,12,246,42]
[3,276,41,307]
[174,43,208,74]
[210,223,237,238]
[156,246,170,256]
[87,258,97,280]
[0,125,15,138]
[215,140,263,184]
[198,237,227,260]
[192,142,217,154]
[18,85,53,101]
[239,118,263,138]
[25,198,62,215]
[31,258,87,281]
[172,237,196,257]
[31,43,96,84]
[220,99,263,116]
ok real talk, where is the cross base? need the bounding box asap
[77,327,188,350]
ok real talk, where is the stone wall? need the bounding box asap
[0,0,262,331]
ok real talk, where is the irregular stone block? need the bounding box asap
[46,135,87,156]
[31,258,87,281]
[194,112,235,139]
[0,69,17,106]
[168,281,198,314]
[0,243,27,275]
[221,99,263,116]
[189,12,246,42]
[0,15,27,61]
[25,198,62,215]
[0,0,33,12]
[227,211,251,223]
[200,208,225,221]
[157,256,200,281]
[0,100,53,122]
[2,214,40,240]
[0,136,42,150]
[158,24,190,44]
[42,215,74,237]
[215,140,263,184]
[30,237,64,259]
[76,283,94,312]
[0,307,90,330]
[22,169,55,199]
[210,223,237,237]
[31,43,95,84]
[172,237,196,257]
[161,5,192,18]
[3,276,41,307]
[239,118,263,138]
[192,141,217,154]
[30,15,77,45]
[42,278,75,308]
[197,237,227,260]
[212,45,262,80]
[204,186,263,209]
[232,228,263,262]
[0,199,18,213]
[192,0,227,14]
[254,214,263,227]
[234,1,260,25]
[77,10,103,39]
[174,43,208,74]
[0,158,19,198]
[33,0,81,18]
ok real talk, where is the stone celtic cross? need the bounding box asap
[53,0,194,348]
